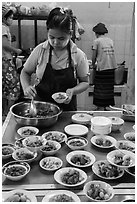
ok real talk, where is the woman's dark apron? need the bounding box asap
[35,42,77,111]
[93,69,115,107]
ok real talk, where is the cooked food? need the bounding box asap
[98,161,123,178]
[15,138,24,148]
[4,165,26,176]
[113,154,132,166]
[42,159,61,170]
[2,147,14,155]
[70,154,91,166]
[87,183,111,201]
[56,93,66,100]
[118,142,134,152]
[41,141,57,151]
[126,135,135,142]
[95,138,112,147]
[4,192,31,202]
[61,169,84,185]
[69,140,85,147]
[49,194,74,202]
[16,151,34,160]
[44,132,65,143]
[25,138,43,147]
[22,129,36,136]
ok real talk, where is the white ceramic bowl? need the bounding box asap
[3,189,37,202]
[40,140,61,156]
[124,132,135,143]
[83,180,114,202]
[12,148,38,163]
[107,149,135,169]
[14,138,25,149]
[39,157,63,171]
[71,113,92,125]
[92,160,124,180]
[65,136,88,150]
[108,117,124,132]
[17,126,39,138]
[22,136,46,152]
[64,124,89,136]
[2,144,15,160]
[2,161,30,181]
[115,140,135,153]
[41,190,81,202]
[42,131,67,143]
[54,167,87,187]
[91,135,116,149]
[52,92,68,103]
[66,150,96,168]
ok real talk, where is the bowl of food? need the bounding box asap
[52,92,68,103]
[65,136,88,150]
[12,148,37,163]
[124,132,135,143]
[115,140,135,153]
[22,136,46,152]
[108,117,124,132]
[3,189,37,202]
[10,101,62,127]
[54,167,87,187]
[2,161,30,181]
[66,150,96,168]
[107,150,135,169]
[14,138,25,149]
[83,180,114,202]
[40,140,61,156]
[17,126,39,138]
[91,135,116,149]
[121,104,135,122]
[42,190,80,202]
[39,157,63,171]
[92,160,124,180]
[2,144,15,160]
[42,131,67,144]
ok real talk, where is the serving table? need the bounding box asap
[2,111,135,202]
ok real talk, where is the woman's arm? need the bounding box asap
[2,36,22,55]
[92,49,97,68]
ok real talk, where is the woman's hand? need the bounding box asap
[64,88,74,104]
[24,85,37,98]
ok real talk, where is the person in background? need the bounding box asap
[91,23,117,111]
[20,7,89,111]
[2,5,22,116]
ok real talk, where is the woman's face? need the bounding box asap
[48,28,71,50]
[3,14,13,26]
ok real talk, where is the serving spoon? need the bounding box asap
[109,106,133,115]
[29,84,37,117]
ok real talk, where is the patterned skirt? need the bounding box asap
[93,69,115,107]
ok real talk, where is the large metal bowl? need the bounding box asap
[10,101,62,127]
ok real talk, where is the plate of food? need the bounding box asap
[64,124,89,136]
[2,189,37,202]
[12,148,38,163]
[40,140,61,156]
[52,92,68,103]
[107,150,135,169]
[23,136,46,152]
[42,190,80,202]
[115,140,135,153]
[65,136,88,150]
[42,131,67,144]
[91,135,116,149]
[17,126,39,138]
[124,132,135,143]
[66,150,96,168]
[2,161,30,181]
[92,160,124,180]
[2,143,15,160]
[125,166,135,177]
[71,113,92,125]
[54,167,87,187]
[39,157,63,171]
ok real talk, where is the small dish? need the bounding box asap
[17,126,39,138]
[115,140,135,153]
[23,136,46,152]
[40,140,61,156]
[39,157,63,171]
[66,150,96,168]
[65,136,88,150]
[42,131,67,143]
[42,190,80,202]
[83,180,114,202]
[12,148,37,163]
[91,135,116,149]
[64,124,89,136]
[52,92,68,103]
[108,117,124,132]
[124,132,135,143]
[107,149,135,169]
[3,189,37,202]
[54,167,87,187]
[71,113,92,125]
[2,144,15,160]
[92,160,124,180]
[2,161,30,181]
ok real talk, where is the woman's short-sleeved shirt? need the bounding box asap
[92,35,117,71]
[23,40,89,80]
[2,23,12,59]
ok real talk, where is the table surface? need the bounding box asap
[2,111,135,202]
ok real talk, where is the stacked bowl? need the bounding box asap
[91,116,112,135]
